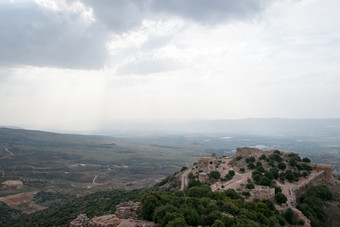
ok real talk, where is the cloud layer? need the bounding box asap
[0,0,340,132]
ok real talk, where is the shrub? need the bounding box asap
[240,168,245,173]
[208,171,220,180]
[259,176,271,186]
[211,219,224,227]
[236,156,243,161]
[270,168,279,179]
[242,191,250,197]
[246,183,255,189]
[246,156,256,163]
[289,159,297,167]
[256,166,265,173]
[274,150,281,154]
[274,186,282,194]
[275,192,287,205]
[181,166,188,172]
[228,170,235,176]
[302,157,311,163]
[269,153,283,162]
[259,154,267,160]
[247,163,256,170]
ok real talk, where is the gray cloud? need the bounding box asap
[150,0,272,24]
[0,0,273,69]
[116,58,184,75]
[82,0,273,32]
[0,1,109,69]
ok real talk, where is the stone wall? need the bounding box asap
[235,147,273,157]
[288,168,332,207]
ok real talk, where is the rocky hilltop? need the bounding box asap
[67,147,338,227]
[175,147,335,226]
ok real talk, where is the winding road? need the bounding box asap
[180,168,192,191]
[0,147,14,159]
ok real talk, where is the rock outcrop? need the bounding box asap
[71,202,158,227]
[70,214,89,227]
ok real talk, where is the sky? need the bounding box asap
[0,0,340,132]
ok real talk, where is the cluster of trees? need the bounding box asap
[9,189,145,226]
[0,201,22,226]
[33,191,75,207]
[141,184,288,227]
[297,185,333,227]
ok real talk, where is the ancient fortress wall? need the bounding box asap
[288,164,332,207]
[235,147,274,157]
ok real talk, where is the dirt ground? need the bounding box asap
[0,191,46,214]
[1,180,23,188]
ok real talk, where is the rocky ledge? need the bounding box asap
[70,201,158,227]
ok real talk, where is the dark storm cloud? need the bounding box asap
[0,1,109,69]
[81,0,272,32]
[0,0,272,69]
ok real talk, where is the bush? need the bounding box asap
[208,171,220,180]
[259,154,267,160]
[181,166,188,172]
[246,156,256,163]
[289,159,297,167]
[240,168,245,173]
[246,183,255,189]
[274,150,281,154]
[259,176,271,186]
[278,162,286,170]
[141,194,161,220]
[274,186,282,194]
[247,163,256,170]
[275,192,287,205]
[236,156,243,160]
[302,157,311,163]
[166,217,188,227]
[228,170,235,176]
[242,191,250,197]
[269,153,283,162]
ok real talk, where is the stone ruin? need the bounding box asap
[70,201,158,227]
[70,214,89,227]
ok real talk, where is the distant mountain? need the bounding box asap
[93,118,340,137]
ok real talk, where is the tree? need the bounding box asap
[166,217,188,227]
[259,154,267,160]
[141,194,160,220]
[275,192,287,205]
[211,219,224,227]
[302,157,311,163]
[208,171,220,180]
[246,183,255,189]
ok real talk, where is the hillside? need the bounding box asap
[6,148,340,227]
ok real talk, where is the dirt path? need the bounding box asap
[0,147,14,159]
[180,168,192,191]
[93,175,98,184]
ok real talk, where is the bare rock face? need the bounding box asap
[89,214,121,227]
[70,202,158,227]
[70,214,89,227]
[115,201,141,220]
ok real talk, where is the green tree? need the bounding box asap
[275,192,287,205]
[166,217,188,227]
[211,219,225,227]
[208,171,221,180]
[141,194,160,220]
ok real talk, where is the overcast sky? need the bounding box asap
[0,0,340,132]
